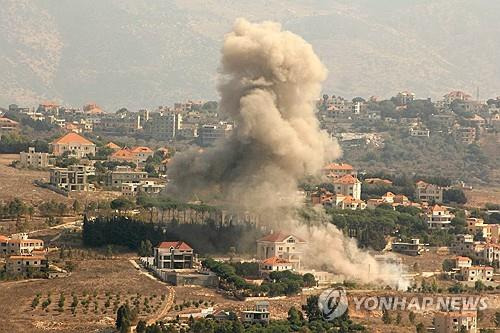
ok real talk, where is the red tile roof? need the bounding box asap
[258,232,305,243]
[130,146,153,153]
[105,142,121,150]
[332,174,359,185]
[323,162,354,171]
[262,256,291,265]
[157,241,192,250]
[52,132,94,145]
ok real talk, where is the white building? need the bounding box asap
[459,266,494,282]
[0,233,44,256]
[153,241,194,270]
[256,232,306,270]
[427,205,454,230]
[331,174,362,200]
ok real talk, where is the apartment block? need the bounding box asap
[19,147,52,169]
[106,166,148,188]
[154,241,195,269]
[49,165,95,191]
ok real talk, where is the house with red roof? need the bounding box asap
[50,132,96,158]
[257,232,306,270]
[332,174,362,200]
[153,241,195,269]
[259,256,293,273]
[322,162,357,179]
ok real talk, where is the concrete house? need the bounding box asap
[154,241,195,269]
[19,147,52,169]
[332,174,362,200]
[434,311,477,333]
[257,232,306,270]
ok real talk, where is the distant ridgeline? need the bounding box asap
[82,215,261,254]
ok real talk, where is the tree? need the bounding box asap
[495,311,500,327]
[416,323,426,333]
[110,197,134,214]
[136,320,147,333]
[382,309,392,324]
[409,311,416,324]
[302,295,322,322]
[288,306,303,325]
[303,273,316,287]
[116,304,131,330]
[72,200,81,214]
[395,312,402,325]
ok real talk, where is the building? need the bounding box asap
[395,91,415,105]
[6,255,48,275]
[443,91,472,104]
[256,232,305,270]
[49,165,95,191]
[426,205,454,230]
[144,112,182,140]
[19,147,51,168]
[129,146,154,164]
[453,127,476,145]
[154,241,195,269]
[409,127,430,137]
[121,180,165,197]
[331,174,362,200]
[455,256,473,269]
[391,239,426,256]
[198,123,232,146]
[335,195,367,210]
[459,266,494,282]
[451,235,500,268]
[106,166,148,188]
[434,311,477,333]
[466,218,500,242]
[0,116,19,136]
[0,233,44,256]
[259,256,294,274]
[242,301,270,324]
[50,132,96,158]
[416,181,443,203]
[323,162,357,178]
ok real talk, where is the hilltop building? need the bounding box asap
[19,147,52,169]
[153,241,195,269]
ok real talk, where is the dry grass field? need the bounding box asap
[0,259,170,333]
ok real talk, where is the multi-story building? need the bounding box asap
[19,147,52,169]
[331,174,362,200]
[49,165,95,191]
[242,301,270,324]
[0,116,19,136]
[395,91,415,105]
[6,255,48,275]
[198,123,232,146]
[459,266,494,282]
[443,91,472,104]
[129,146,154,164]
[153,241,195,269]
[426,205,454,230]
[256,232,306,270]
[50,132,96,158]
[434,311,477,333]
[466,218,500,242]
[322,162,357,178]
[144,112,182,140]
[451,235,500,268]
[106,166,148,188]
[391,239,426,256]
[416,180,443,203]
[453,127,476,145]
[0,233,44,256]
[455,256,472,269]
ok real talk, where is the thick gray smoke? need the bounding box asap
[168,18,406,287]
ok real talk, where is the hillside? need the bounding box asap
[0,0,499,109]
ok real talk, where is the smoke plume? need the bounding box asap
[168,18,405,287]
